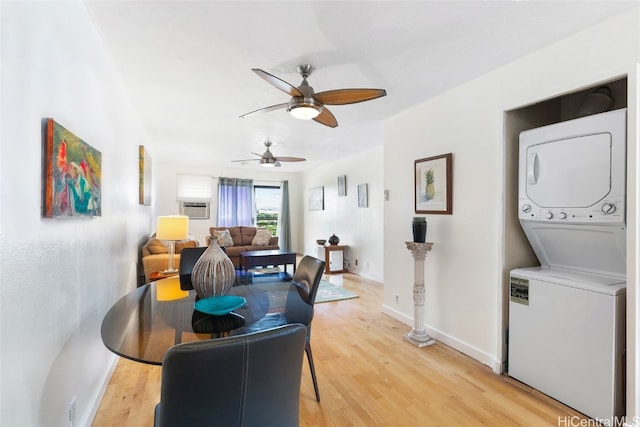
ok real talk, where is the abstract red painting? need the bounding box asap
[43,119,102,217]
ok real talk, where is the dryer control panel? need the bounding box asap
[519,196,625,225]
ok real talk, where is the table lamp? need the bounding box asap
[156,215,189,274]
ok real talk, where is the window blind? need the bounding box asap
[176,174,214,202]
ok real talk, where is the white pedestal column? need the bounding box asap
[404,242,435,347]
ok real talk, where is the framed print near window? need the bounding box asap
[309,186,324,211]
[358,183,368,208]
[338,175,347,197]
[415,153,452,214]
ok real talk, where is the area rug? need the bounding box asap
[315,280,359,304]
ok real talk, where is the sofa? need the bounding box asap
[141,236,199,282]
[206,226,279,268]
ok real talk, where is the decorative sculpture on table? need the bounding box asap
[191,241,236,298]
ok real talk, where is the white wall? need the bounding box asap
[302,147,384,282]
[1,2,152,426]
[383,6,640,417]
[155,163,304,251]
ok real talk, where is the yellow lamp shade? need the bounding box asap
[156,215,189,241]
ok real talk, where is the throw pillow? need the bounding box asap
[251,228,272,246]
[147,239,168,254]
[213,229,234,247]
[175,240,197,253]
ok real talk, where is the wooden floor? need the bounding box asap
[92,273,587,426]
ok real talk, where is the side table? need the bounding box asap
[317,245,347,274]
[148,270,179,282]
[404,242,435,347]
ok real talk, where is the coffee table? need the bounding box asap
[239,250,297,275]
[234,270,292,285]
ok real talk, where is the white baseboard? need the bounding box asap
[381,304,502,372]
[84,353,119,427]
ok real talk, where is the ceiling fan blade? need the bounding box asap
[313,107,338,128]
[274,156,306,162]
[314,88,387,105]
[252,69,303,97]
[231,159,259,163]
[239,103,288,118]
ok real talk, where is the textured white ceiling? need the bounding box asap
[84,0,636,172]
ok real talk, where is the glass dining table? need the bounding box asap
[101,276,296,365]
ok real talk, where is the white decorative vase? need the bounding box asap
[191,241,236,298]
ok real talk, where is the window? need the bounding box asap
[254,185,281,235]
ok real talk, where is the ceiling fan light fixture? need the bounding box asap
[287,97,322,120]
[260,157,277,167]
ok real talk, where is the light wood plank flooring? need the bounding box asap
[92,273,587,426]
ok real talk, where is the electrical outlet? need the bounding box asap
[355,259,358,266]
[68,396,76,427]
[395,295,399,304]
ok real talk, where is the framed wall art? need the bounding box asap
[43,119,102,218]
[139,145,152,205]
[338,175,347,197]
[308,186,324,211]
[358,183,368,208]
[414,153,452,214]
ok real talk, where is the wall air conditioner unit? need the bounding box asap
[179,202,210,219]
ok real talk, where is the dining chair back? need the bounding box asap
[286,255,325,402]
[154,323,307,427]
[228,255,326,403]
[178,246,207,290]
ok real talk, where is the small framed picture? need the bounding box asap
[358,183,368,208]
[415,153,452,214]
[309,186,324,211]
[338,175,347,197]
[139,145,152,206]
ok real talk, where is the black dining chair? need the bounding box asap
[287,255,325,403]
[178,246,207,290]
[154,323,307,427]
[231,255,325,402]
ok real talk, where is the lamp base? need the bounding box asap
[163,240,178,275]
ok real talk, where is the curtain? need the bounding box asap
[278,180,291,250]
[217,177,254,226]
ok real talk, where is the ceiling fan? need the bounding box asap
[231,141,306,168]
[239,64,387,128]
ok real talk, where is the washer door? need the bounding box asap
[524,132,612,208]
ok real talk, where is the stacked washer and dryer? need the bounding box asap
[508,108,627,421]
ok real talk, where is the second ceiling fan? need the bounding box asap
[231,141,305,168]
[239,64,387,128]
